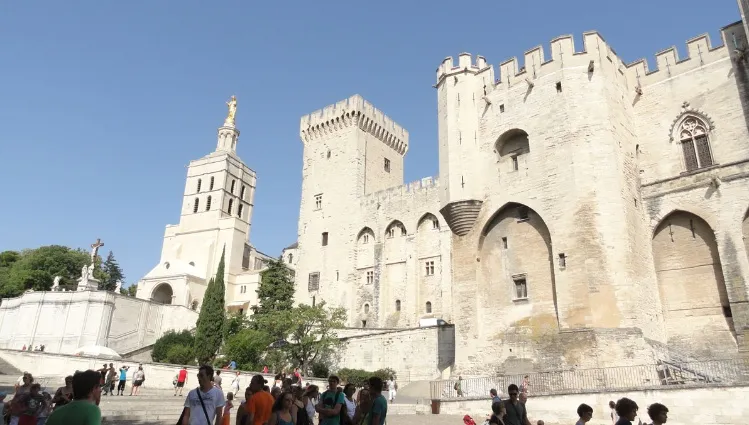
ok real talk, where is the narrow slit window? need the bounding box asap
[425,301,432,313]
[193,198,200,213]
[206,196,212,211]
[322,232,329,246]
[197,179,202,193]
[227,199,233,215]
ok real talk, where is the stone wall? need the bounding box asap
[0,290,197,356]
[0,349,326,392]
[435,385,749,425]
[335,325,455,382]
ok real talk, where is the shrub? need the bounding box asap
[337,367,397,387]
[152,330,194,363]
[310,362,330,379]
[165,344,194,365]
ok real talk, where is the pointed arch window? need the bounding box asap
[193,198,200,213]
[209,176,215,190]
[679,116,713,172]
[240,185,246,200]
[227,199,234,215]
[206,196,212,211]
[197,179,202,193]
[237,203,243,218]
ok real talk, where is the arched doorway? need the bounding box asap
[151,283,174,304]
[652,211,735,357]
[478,203,558,327]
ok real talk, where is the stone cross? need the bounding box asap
[90,238,104,263]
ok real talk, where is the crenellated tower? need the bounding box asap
[436,54,495,236]
[295,95,409,323]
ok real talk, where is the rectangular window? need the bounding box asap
[384,158,391,173]
[511,155,519,171]
[502,237,508,249]
[366,271,374,284]
[314,194,323,210]
[322,232,329,246]
[499,104,505,113]
[513,276,528,299]
[556,82,562,92]
[559,253,566,268]
[425,261,435,276]
[308,272,320,292]
[682,140,699,171]
[695,135,713,168]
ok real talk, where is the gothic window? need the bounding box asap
[193,198,200,213]
[206,196,212,211]
[308,272,320,291]
[210,176,215,190]
[679,116,713,172]
[237,203,243,218]
[425,261,435,276]
[386,228,395,239]
[386,221,406,239]
[363,234,370,244]
[315,194,323,210]
[227,199,233,215]
[231,180,236,194]
[197,179,202,193]
[366,271,374,284]
[395,300,401,311]
[432,218,439,230]
[240,185,246,200]
[426,301,432,313]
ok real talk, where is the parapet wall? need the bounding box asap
[299,94,409,155]
[360,176,439,207]
[438,23,736,93]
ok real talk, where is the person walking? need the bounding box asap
[103,364,116,396]
[502,384,530,425]
[45,370,102,425]
[366,377,387,425]
[181,365,225,425]
[175,366,189,397]
[231,372,241,395]
[247,375,274,425]
[268,391,294,425]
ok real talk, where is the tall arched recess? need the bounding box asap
[652,211,736,358]
[478,202,558,328]
[151,283,173,304]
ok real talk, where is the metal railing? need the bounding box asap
[430,358,749,399]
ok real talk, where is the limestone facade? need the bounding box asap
[135,117,273,315]
[293,14,749,375]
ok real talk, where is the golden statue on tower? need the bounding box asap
[225,95,237,126]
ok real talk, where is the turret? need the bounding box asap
[436,53,494,236]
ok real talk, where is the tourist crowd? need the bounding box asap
[478,376,669,425]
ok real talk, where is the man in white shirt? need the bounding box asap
[182,365,225,425]
[386,379,396,403]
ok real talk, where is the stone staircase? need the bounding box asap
[0,355,22,376]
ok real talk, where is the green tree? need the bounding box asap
[224,311,251,341]
[100,251,125,291]
[165,345,194,365]
[152,330,194,363]
[273,302,346,374]
[193,248,227,364]
[0,246,89,297]
[121,284,138,297]
[252,258,295,317]
[223,329,272,371]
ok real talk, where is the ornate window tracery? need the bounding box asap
[679,116,713,172]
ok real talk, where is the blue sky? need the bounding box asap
[0,0,740,286]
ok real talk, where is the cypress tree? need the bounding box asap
[193,247,227,364]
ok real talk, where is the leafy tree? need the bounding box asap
[272,302,346,374]
[224,311,251,341]
[165,345,194,365]
[152,330,194,363]
[193,248,227,364]
[100,251,125,291]
[0,246,89,297]
[223,329,272,371]
[120,284,138,297]
[252,258,295,317]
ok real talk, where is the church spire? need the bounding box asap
[216,95,240,153]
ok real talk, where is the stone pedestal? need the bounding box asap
[77,275,100,291]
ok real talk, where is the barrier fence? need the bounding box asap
[430,358,749,400]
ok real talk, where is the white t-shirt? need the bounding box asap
[185,387,226,425]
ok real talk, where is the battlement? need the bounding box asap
[442,24,732,92]
[360,177,439,206]
[625,26,730,86]
[299,94,409,155]
[436,53,490,84]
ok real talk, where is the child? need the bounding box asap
[36,393,52,425]
[576,404,593,425]
[222,392,234,425]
